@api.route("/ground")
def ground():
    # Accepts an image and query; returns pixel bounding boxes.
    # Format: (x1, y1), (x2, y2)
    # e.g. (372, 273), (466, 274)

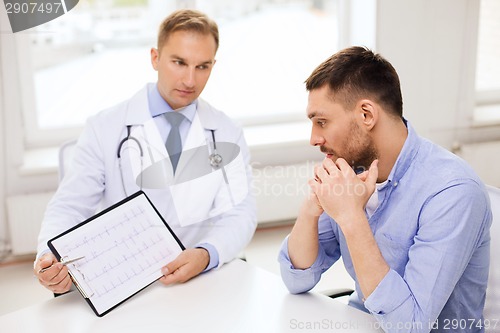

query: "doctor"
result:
(34, 9), (257, 294)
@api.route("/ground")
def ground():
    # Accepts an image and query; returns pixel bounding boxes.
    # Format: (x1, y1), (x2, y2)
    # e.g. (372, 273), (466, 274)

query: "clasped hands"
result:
(307, 157), (379, 226)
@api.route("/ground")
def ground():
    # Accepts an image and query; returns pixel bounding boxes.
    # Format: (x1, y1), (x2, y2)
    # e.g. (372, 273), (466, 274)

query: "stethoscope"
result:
(117, 125), (143, 159)
(117, 125), (224, 196)
(209, 129), (231, 203)
(208, 130), (223, 168)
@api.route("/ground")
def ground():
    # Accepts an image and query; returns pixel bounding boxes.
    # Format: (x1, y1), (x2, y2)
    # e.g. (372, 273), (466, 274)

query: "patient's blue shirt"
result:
(279, 121), (492, 333)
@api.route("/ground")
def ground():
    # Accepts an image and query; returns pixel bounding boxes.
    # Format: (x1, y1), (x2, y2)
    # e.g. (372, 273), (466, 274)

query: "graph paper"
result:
(48, 191), (184, 316)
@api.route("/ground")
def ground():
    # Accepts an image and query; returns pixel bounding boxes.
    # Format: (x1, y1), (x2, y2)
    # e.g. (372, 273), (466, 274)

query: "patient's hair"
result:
(157, 9), (219, 53)
(305, 46), (403, 118)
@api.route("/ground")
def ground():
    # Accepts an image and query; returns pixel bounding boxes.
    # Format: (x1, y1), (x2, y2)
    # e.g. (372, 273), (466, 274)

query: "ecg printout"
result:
(49, 192), (184, 316)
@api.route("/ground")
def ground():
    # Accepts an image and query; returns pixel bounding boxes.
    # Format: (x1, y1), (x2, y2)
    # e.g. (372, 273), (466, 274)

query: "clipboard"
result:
(47, 191), (185, 317)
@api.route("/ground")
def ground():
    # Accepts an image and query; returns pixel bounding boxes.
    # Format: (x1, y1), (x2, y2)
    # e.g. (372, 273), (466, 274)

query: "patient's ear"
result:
(358, 99), (378, 130)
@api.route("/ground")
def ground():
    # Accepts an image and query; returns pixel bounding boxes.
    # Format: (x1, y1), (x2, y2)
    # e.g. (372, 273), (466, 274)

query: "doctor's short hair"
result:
(305, 46), (403, 119)
(157, 9), (219, 53)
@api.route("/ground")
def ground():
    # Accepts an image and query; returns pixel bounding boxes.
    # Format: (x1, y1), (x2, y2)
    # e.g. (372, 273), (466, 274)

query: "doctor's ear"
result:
(150, 48), (159, 71)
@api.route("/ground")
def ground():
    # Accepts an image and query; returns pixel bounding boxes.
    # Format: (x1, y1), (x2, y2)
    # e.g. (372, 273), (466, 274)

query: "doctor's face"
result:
(151, 30), (216, 110)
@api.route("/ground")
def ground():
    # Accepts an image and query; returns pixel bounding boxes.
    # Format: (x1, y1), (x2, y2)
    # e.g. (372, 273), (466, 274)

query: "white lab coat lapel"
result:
(174, 99), (218, 182)
(174, 112), (207, 179)
(120, 87), (174, 192)
(169, 100), (225, 226)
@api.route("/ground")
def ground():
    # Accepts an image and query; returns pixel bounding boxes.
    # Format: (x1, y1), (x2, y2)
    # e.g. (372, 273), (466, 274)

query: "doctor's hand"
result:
(34, 253), (72, 294)
(159, 248), (210, 286)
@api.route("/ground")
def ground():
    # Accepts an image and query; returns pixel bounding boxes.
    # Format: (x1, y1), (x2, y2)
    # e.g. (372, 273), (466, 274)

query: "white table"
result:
(0, 260), (382, 332)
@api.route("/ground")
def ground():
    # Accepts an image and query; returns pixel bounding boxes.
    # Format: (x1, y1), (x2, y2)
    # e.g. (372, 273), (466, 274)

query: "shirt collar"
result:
(385, 119), (421, 186)
(148, 83), (197, 123)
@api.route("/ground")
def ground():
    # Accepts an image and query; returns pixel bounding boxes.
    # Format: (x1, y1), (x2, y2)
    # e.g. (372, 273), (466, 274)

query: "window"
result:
(474, 0), (500, 125)
(19, 0), (339, 147)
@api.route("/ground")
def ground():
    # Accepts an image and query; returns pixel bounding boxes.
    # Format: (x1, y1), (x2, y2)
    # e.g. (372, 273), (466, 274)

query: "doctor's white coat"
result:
(37, 84), (257, 268)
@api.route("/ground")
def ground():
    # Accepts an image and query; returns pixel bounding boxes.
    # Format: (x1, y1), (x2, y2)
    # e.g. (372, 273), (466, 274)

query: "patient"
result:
(279, 46), (492, 333)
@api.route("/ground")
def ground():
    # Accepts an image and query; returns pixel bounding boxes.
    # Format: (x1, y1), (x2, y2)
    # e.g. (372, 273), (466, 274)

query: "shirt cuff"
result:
(277, 236), (328, 294)
(364, 269), (411, 316)
(196, 243), (219, 272)
(278, 236), (328, 271)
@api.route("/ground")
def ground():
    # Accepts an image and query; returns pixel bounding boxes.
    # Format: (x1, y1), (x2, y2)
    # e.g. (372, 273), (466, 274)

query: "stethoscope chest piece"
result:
(209, 129), (223, 168)
(209, 153), (223, 168)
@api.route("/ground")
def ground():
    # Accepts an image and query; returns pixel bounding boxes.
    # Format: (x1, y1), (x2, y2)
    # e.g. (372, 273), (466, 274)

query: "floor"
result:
(0, 224), (354, 316)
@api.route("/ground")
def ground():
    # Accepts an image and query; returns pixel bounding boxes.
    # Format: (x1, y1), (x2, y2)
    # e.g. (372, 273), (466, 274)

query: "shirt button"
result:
(393, 181), (398, 187)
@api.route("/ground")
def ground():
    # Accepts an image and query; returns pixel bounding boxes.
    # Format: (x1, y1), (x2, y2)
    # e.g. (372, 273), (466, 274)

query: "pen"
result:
(38, 256), (86, 274)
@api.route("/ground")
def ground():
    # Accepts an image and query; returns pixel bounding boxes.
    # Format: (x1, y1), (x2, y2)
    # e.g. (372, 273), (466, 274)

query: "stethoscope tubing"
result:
(117, 125), (226, 196)
(117, 125), (144, 158)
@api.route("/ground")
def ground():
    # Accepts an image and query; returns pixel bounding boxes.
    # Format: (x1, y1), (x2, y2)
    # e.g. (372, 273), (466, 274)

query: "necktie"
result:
(164, 112), (185, 173)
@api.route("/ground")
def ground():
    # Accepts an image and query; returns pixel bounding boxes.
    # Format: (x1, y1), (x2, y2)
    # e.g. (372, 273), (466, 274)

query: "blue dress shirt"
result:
(148, 84), (219, 271)
(279, 121), (492, 333)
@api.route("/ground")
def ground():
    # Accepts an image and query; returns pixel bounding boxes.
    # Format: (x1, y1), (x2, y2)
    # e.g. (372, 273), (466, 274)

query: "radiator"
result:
(456, 141), (500, 188)
(252, 161), (315, 224)
(6, 192), (54, 255)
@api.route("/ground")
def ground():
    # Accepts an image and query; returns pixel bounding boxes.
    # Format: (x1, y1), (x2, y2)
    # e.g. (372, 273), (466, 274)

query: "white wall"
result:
(0, 17), (6, 248)
(0, 10), (14, 249)
(376, 0), (481, 149)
